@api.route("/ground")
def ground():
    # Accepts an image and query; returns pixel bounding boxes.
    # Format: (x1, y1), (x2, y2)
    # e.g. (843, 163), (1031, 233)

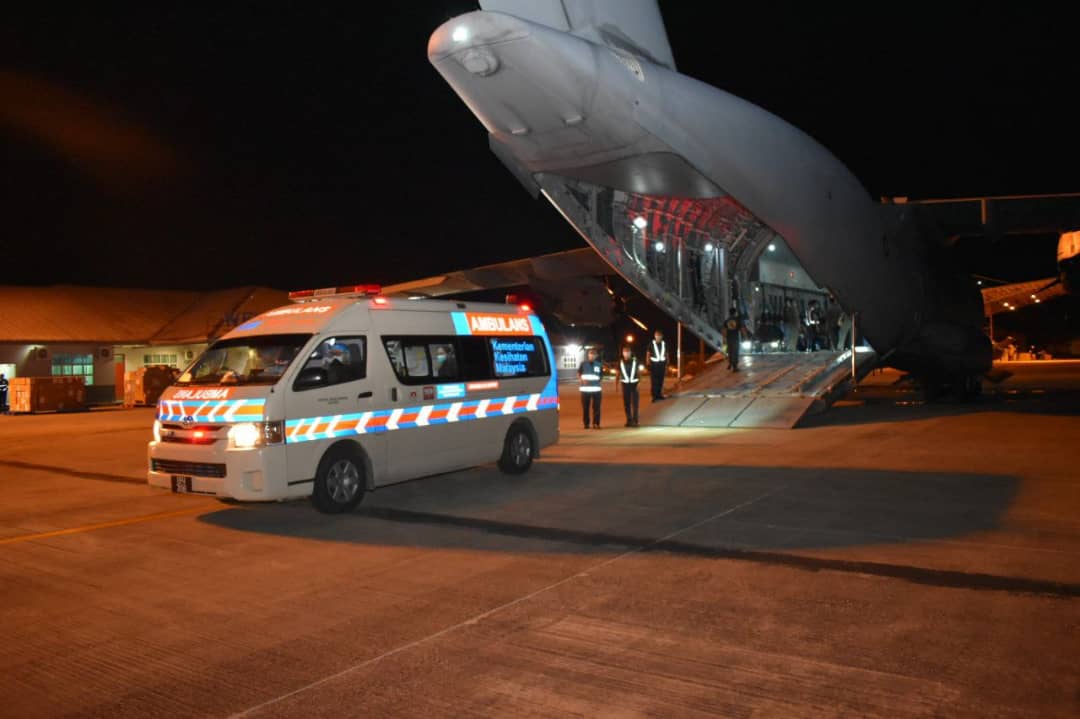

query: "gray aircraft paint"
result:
(429, 1), (990, 377)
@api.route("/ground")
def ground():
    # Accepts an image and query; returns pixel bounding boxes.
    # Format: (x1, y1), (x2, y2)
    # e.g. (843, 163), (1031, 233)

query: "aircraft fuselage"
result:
(430, 9), (990, 379)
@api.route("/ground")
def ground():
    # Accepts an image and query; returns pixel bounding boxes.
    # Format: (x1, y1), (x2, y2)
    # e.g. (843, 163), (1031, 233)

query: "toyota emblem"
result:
(182, 415), (195, 427)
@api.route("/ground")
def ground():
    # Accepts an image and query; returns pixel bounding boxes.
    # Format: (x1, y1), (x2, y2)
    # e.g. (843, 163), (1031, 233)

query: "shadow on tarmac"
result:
(200, 462), (1019, 557)
(191, 461), (1080, 598)
(800, 389), (1080, 428)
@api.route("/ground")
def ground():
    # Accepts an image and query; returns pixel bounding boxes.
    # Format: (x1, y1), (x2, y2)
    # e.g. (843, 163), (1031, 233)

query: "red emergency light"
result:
(519, 304), (532, 313)
(371, 296), (389, 306)
(288, 284), (382, 301)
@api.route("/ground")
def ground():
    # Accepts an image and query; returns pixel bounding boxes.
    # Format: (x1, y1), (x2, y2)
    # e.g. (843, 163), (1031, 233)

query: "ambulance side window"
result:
(382, 338), (432, 384)
(295, 336), (367, 389)
(429, 342), (459, 380)
(489, 336), (549, 378)
(458, 337), (494, 381)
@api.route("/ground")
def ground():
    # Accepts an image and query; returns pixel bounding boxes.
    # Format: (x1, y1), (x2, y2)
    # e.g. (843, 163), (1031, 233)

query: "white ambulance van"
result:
(147, 286), (559, 513)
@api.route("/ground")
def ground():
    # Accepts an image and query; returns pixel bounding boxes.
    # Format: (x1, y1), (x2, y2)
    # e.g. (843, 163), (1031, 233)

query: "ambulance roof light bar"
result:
(288, 284), (382, 302)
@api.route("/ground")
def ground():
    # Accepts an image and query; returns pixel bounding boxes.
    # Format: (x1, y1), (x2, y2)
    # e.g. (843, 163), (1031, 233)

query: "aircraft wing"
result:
(981, 278), (1066, 316)
(887, 193), (1080, 242)
(382, 247), (613, 297)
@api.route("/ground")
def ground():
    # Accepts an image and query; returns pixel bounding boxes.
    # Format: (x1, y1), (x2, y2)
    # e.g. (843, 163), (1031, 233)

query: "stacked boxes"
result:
(123, 365), (175, 407)
(9, 377), (87, 413)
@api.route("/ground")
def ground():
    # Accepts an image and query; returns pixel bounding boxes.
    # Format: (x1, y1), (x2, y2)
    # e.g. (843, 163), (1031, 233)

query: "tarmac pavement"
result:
(0, 363), (1078, 717)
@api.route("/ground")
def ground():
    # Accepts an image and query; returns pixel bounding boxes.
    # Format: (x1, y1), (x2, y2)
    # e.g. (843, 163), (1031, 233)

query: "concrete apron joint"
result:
(227, 486), (785, 718)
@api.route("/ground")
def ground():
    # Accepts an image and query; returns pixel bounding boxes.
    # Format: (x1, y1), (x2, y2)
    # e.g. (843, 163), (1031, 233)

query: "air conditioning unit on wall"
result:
(100, 347), (112, 359)
(35, 347), (49, 360)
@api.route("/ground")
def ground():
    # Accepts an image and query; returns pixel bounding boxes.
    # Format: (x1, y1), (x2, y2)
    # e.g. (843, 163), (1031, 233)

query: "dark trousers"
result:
(726, 334), (740, 369)
(622, 383), (639, 422)
(649, 362), (666, 399)
(581, 391), (601, 427)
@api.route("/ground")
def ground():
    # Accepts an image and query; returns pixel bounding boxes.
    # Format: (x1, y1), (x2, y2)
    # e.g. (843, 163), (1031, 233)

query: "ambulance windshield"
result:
(177, 334), (311, 386)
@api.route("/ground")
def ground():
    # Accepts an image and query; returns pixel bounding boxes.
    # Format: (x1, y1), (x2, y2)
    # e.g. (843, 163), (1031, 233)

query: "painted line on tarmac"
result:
(228, 487), (783, 718)
(0, 506), (210, 546)
(0, 460), (145, 484)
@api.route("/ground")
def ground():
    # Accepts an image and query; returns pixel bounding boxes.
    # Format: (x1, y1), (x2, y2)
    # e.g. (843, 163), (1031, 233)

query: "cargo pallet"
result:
(8, 376), (88, 414)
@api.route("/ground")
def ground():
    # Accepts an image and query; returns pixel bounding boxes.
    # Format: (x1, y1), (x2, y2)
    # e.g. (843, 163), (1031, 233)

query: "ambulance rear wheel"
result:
(312, 444), (366, 514)
(498, 424), (534, 475)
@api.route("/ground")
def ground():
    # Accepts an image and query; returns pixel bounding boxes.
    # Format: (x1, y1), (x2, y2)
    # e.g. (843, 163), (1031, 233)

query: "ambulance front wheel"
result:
(498, 423), (534, 475)
(312, 443), (366, 514)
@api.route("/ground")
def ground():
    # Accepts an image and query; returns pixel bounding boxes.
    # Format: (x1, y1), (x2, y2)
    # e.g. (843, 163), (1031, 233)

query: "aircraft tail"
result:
(479, 0), (676, 70)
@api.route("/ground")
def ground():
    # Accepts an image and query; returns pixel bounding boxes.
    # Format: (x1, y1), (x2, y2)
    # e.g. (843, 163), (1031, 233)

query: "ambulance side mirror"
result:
(294, 367), (329, 391)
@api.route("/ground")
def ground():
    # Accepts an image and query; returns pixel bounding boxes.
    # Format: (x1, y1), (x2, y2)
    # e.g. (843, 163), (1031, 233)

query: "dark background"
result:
(3, 2), (1076, 290)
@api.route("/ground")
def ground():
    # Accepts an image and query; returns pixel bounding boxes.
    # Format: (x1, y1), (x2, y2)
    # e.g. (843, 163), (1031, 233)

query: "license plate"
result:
(171, 476), (192, 493)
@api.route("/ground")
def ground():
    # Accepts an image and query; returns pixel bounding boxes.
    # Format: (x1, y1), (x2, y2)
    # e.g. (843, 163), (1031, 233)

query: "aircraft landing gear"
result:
(920, 374), (982, 403)
(954, 374), (983, 402)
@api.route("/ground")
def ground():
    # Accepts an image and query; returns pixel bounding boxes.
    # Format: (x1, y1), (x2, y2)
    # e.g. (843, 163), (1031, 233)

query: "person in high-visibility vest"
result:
(0, 373), (8, 413)
(578, 346), (603, 429)
(617, 345), (641, 427)
(723, 308), (748, 371)
(646, 329), (667, 401)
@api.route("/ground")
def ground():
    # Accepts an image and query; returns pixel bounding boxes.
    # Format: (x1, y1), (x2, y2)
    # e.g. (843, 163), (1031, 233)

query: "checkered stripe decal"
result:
(158, 399), (266, 423)
(283, 392), (556, 444)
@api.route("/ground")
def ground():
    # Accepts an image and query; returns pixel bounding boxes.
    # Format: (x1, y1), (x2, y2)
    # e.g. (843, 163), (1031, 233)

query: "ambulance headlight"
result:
(152, 420), (162, 443)
(228, 423), (261, 449)
(228, 421), (285, 449)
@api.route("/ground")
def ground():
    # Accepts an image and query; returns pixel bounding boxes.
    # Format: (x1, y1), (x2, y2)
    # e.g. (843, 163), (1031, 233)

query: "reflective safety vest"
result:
(650, 340), (667, 363)
(578, 360), (603, 393)
(619, 359), (640, 384)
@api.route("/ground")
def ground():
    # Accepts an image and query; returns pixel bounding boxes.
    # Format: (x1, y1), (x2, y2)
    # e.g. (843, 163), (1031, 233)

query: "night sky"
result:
(3, 3), (1076, 291)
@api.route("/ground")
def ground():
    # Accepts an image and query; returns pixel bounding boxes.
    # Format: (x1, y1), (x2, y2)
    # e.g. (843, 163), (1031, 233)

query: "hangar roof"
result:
(0, 285), (287, 344)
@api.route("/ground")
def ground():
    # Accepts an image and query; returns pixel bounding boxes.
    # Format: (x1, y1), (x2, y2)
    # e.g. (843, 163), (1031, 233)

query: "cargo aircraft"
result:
(428, 1), (1079, 398)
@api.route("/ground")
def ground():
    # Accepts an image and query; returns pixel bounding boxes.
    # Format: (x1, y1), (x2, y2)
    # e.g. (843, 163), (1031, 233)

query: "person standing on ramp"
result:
(724, 309), (748, 371)
(618, 345), (641, 427)
(647, 329), (668, 401)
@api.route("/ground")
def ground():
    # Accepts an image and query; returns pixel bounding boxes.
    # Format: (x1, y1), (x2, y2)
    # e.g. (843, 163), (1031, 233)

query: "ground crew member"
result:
(782, 297), (800, 352)
(724, 309), (748, 371)
(578, 347), (603, 429)
(806, 299), (823, 351)
(647, 329), (667, 401)
(618, 345), (640, 427)
(0, 373), (7, 413)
